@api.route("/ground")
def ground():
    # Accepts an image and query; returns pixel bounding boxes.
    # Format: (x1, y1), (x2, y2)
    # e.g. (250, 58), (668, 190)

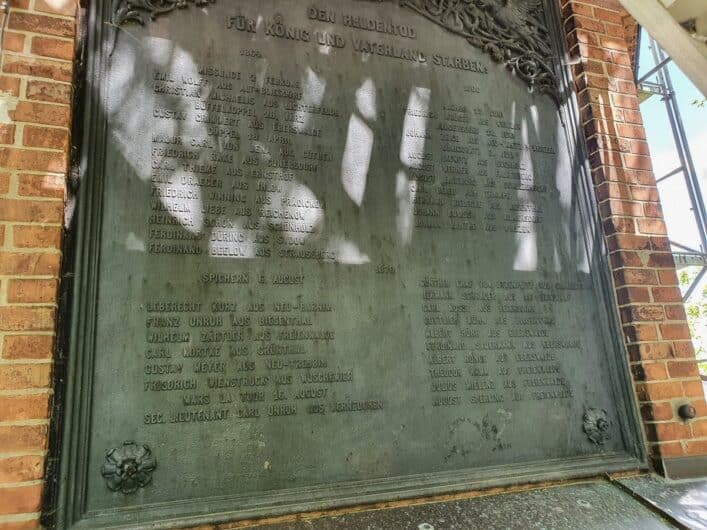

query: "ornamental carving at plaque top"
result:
(111, 0), (559, 102)
(101, 441), (157, 494)
(400, 0), (559, 102)
(583, 408), (612, 445)
(113, 0), (215, 27)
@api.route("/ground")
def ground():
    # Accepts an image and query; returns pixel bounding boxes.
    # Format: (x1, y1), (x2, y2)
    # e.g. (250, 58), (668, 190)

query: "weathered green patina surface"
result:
(58, 1), (644, 527)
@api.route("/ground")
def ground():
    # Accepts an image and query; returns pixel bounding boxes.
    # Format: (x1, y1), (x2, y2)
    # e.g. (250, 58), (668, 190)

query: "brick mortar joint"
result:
(0, 419), (51, 427)
(3, 29), (76, 43)
(1, 49), (75, 65)
(6, 7), (77, 22)
(0, 514), (42, 524)
(0, 389), (53, 395)
(0, 72), (73, 87)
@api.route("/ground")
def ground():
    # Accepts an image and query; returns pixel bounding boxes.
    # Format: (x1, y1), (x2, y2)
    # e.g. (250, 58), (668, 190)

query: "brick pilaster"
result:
(560, 0), (707, 469)
(0, 0), (76, 528)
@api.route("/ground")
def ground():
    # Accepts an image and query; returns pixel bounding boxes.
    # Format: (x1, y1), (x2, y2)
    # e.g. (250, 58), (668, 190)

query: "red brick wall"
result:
(0, 0), (76, 528)
(561, 0), (707, 467)
(0, 0), (705, 525)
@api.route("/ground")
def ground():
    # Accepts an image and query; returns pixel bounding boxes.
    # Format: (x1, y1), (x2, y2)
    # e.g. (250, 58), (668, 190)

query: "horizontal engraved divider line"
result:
(80, 454), (644, 528)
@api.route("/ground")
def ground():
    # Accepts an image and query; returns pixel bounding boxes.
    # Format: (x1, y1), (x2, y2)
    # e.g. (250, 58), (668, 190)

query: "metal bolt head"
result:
(678, 404), (696, 420)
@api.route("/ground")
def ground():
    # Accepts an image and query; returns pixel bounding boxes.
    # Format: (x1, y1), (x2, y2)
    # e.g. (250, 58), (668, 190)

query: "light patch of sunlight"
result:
(529, 104), (539, 134)
(576, 248), (590, 273)
(514, 116), (537, 271)
(146, 36), (175, 64)
(153, 168), (203, 233)
(676, 488), (707, 527)
(108, 42), (147, 175)
(125, 232), (145, 252)
(400, 87), (430, 168)
(111, 38), (208, 193)
(513, 232), (538, 271)
(356, 78), (377, 121)
(293, 67), (326, 131)
(395, 170), (414, 244)
(109, 38), (208, 235)
(334, 238), (370, 265)
(509, 101), (516, 129)
(553, 246), (562, 273)
(553, 121), (572, 210)
(519, 118), (533, 173)
(340, 114), (372, 206)
(254, 56), (269, 88)
(282, 181), (325, 230)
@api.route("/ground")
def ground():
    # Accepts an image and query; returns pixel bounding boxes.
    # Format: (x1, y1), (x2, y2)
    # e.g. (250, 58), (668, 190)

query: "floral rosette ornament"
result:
(582, 408), (611, 445)
(101, 441), (157, 494)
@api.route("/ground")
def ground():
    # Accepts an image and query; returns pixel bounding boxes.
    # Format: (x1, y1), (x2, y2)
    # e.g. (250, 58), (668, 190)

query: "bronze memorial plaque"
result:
(58, 0), (644, 528)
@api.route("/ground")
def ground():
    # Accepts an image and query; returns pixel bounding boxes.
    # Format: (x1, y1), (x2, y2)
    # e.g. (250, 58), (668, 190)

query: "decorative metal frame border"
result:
(55, 1), (647, 528)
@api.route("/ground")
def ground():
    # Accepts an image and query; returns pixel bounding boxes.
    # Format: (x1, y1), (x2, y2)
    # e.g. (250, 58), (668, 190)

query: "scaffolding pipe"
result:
(649, 37), (707, 256)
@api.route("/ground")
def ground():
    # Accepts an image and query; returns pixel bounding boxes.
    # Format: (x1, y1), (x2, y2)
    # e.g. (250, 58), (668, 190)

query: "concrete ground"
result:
(252, 475), (707, 529)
